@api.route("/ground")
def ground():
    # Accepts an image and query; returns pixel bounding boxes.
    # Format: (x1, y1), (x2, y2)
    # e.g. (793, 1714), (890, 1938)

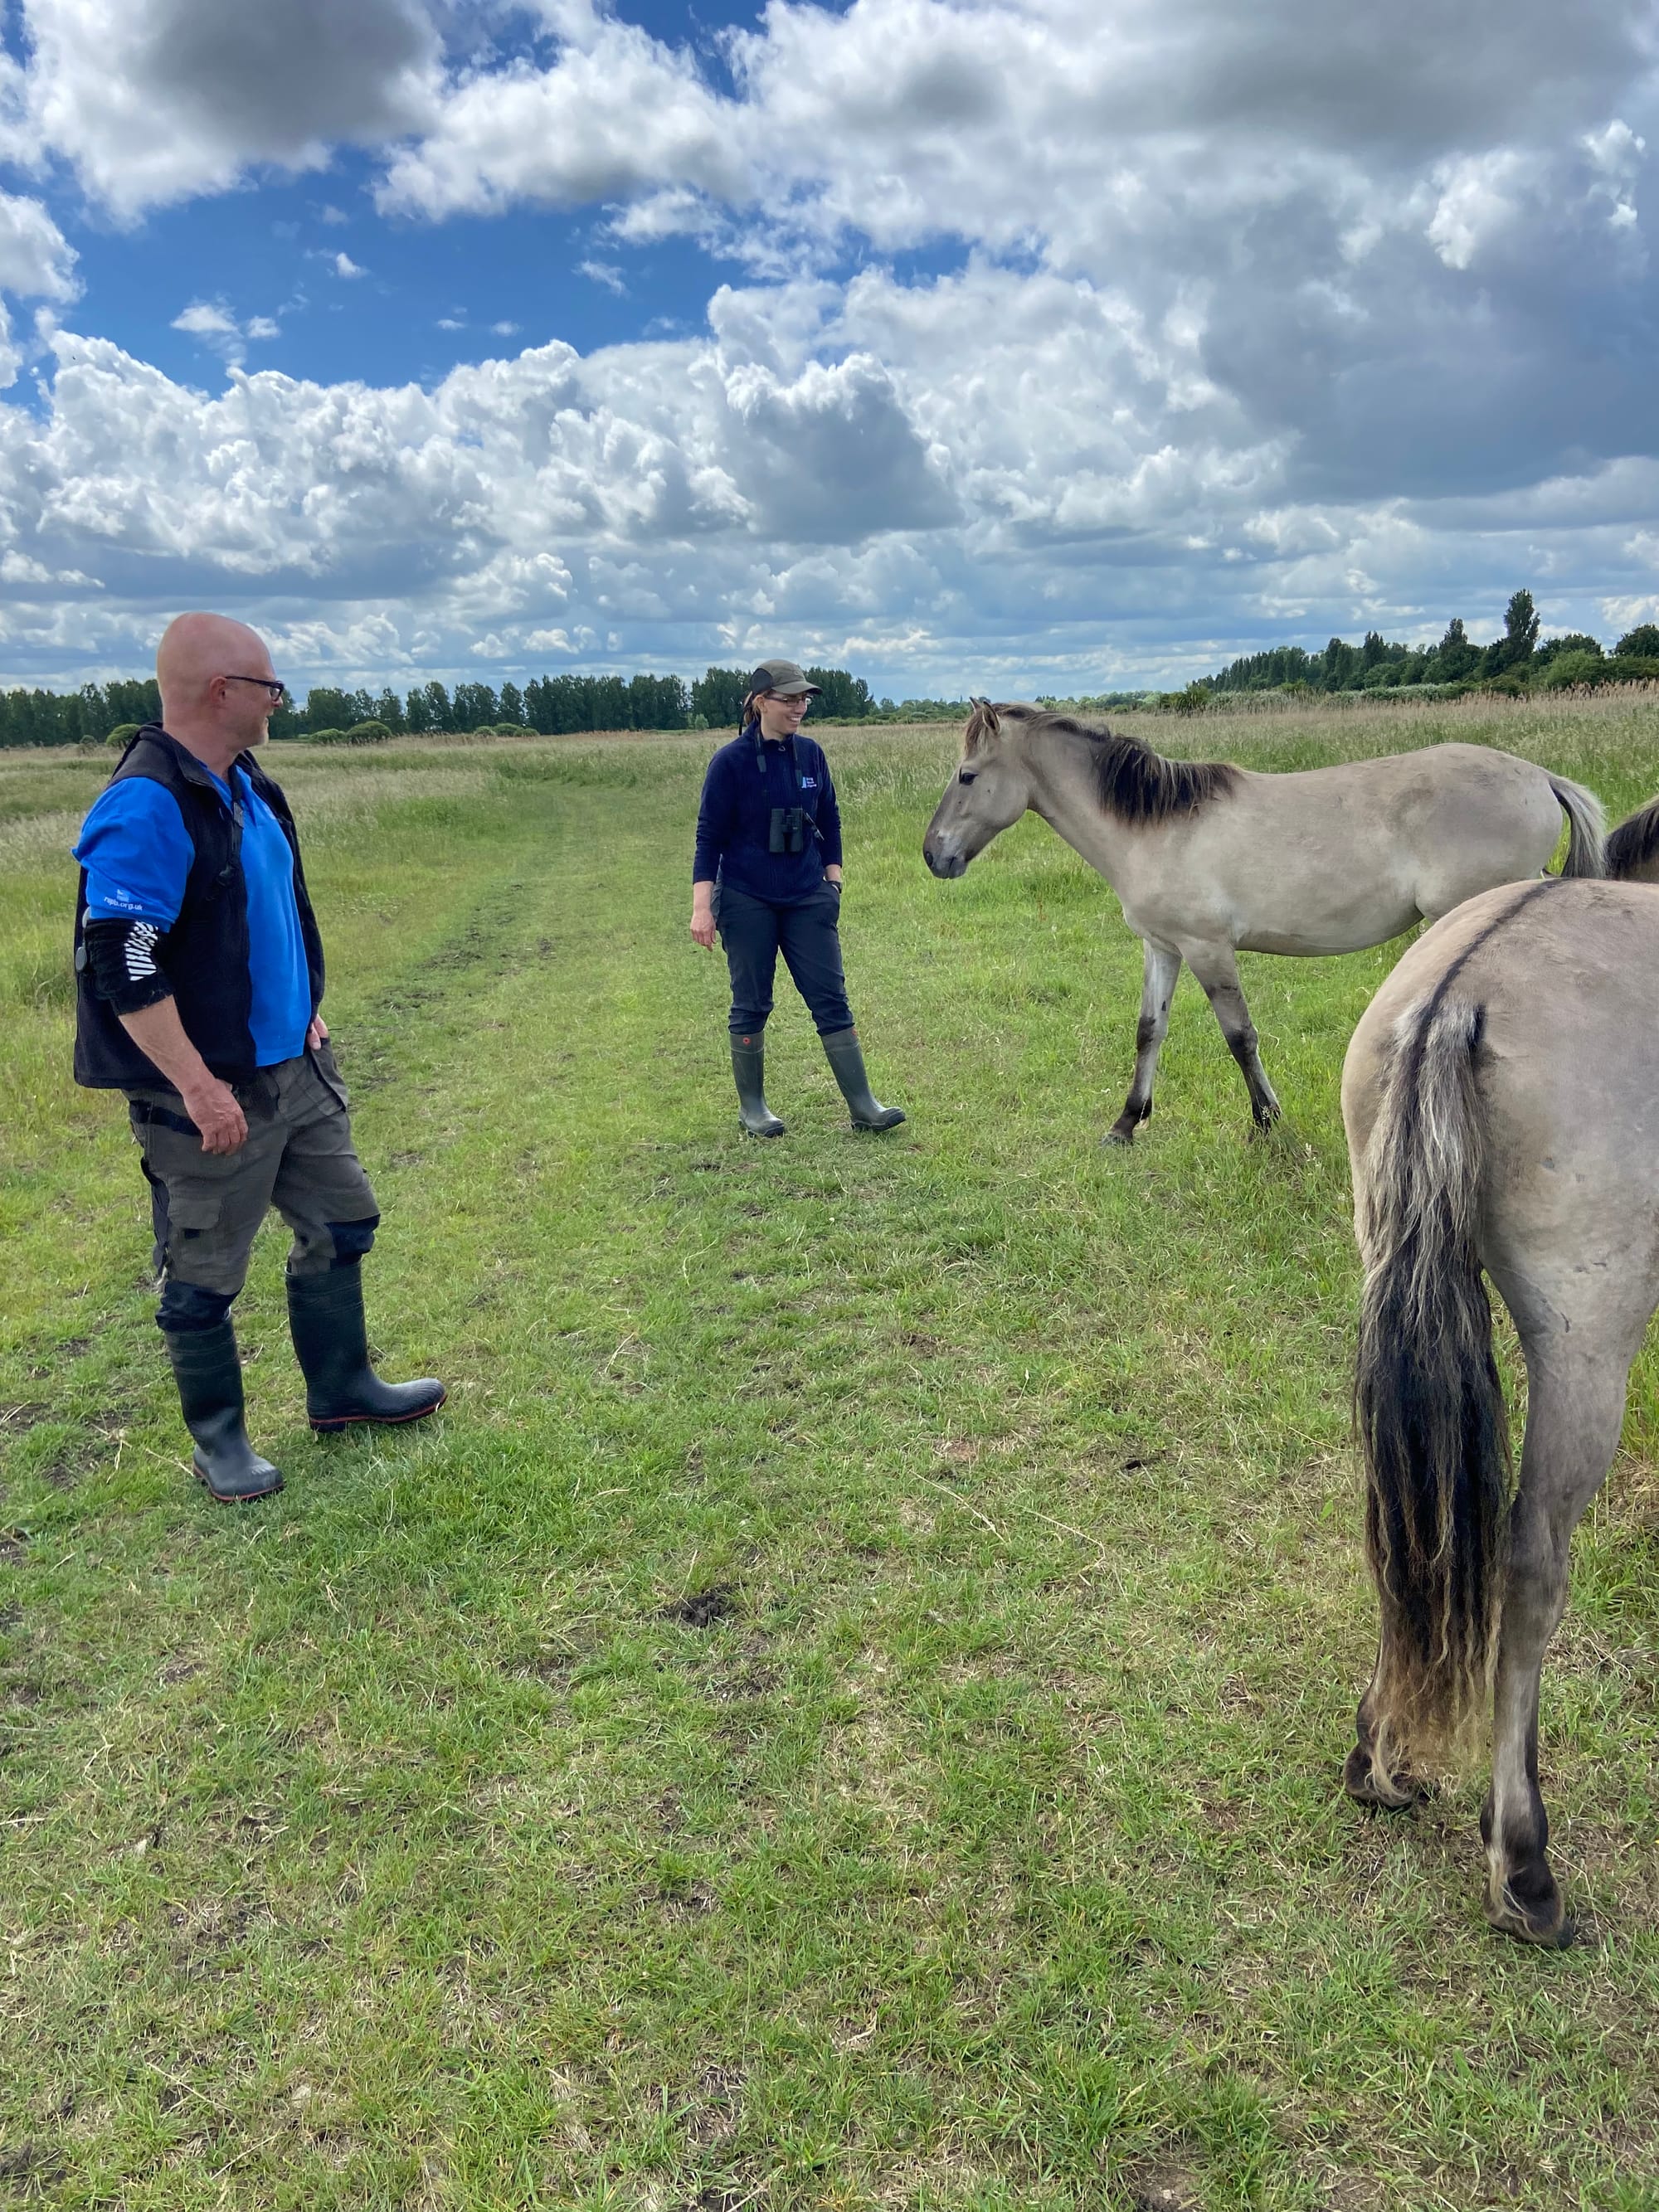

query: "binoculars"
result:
(768, 805), (810, 855)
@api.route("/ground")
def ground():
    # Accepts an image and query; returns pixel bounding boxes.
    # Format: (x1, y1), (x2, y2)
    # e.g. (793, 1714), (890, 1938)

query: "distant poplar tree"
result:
(1502, 590), (1540, 664)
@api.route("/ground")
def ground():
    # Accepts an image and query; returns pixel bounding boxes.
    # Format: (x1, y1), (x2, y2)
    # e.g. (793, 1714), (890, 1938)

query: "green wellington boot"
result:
(821, 1028), (906, 1130)
(286, 1267), (447, 1433)
(163, 1320), (284, 1503)
(731, 1035), (786, 1137)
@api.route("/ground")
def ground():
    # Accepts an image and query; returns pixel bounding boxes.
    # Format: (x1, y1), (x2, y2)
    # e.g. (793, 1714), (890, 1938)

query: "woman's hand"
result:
(690, 883), (717, 948)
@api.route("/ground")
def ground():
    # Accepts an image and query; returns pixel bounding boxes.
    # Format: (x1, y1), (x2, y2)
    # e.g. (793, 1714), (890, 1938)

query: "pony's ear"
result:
(964, 697), (1000, 753)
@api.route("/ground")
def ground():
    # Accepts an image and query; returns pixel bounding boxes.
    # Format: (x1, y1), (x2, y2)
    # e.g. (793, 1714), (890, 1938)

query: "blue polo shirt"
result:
(73, 766), (311, 1067)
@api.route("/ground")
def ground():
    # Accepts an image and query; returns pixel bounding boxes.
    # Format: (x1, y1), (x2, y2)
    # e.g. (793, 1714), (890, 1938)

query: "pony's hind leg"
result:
(1184, 942), (1282, 1131)
(1106, 941), (1181, 1145)
(1482, 1341), (1630, 1947)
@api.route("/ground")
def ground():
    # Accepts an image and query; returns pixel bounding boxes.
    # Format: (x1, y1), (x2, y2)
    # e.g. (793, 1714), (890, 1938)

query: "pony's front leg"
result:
(1106, 941), (1181, 1144)
(1184, 943), (1281, 1131)
(1481, 1347), (1627, 1947)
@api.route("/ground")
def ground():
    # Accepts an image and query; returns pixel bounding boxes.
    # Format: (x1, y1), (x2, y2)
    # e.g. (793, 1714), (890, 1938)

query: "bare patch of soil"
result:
(1121, 2158), (1203, 2212)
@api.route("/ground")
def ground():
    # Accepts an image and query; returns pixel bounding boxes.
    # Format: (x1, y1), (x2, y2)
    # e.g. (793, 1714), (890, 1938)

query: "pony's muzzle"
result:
(924, 841), (967, 878)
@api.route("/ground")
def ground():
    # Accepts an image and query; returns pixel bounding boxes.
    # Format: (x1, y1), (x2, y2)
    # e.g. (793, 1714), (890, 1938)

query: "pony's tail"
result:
(1354, 993), (1511, 1780)
(1606, 794), (1659, 882)
(1547, 774), (1605, 878)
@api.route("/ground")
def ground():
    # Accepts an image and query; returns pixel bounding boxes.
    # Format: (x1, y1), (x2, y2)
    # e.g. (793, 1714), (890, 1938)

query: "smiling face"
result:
(755, 688), (812, 740)
(922, 702), (1033, 878)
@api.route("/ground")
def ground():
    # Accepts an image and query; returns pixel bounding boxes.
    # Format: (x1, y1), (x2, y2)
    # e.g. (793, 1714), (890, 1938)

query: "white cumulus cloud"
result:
(2, 0), (1658, 690)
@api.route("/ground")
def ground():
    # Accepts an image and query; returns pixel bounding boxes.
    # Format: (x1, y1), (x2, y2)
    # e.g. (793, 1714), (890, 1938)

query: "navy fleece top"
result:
(693, 727), (843, 904)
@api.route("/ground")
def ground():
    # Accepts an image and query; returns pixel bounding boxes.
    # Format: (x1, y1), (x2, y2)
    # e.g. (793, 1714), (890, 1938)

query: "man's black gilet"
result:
(73, 726), (325, 1091)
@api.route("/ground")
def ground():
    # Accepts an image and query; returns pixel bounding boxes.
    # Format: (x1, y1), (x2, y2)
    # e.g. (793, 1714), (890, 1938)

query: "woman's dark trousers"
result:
(717, 880), (854, 1038)
(716, 882), (903, 1132)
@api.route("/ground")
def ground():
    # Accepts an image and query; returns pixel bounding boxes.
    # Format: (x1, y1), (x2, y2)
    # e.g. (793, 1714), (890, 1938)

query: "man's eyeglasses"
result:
(222, 674), (288, 701)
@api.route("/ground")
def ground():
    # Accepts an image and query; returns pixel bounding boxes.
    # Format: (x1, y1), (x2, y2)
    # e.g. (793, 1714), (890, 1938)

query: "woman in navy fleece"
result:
(690, 659), (904, 1138)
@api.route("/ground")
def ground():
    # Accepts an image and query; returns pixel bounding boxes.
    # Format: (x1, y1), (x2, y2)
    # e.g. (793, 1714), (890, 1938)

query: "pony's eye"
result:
(958, 770), (977, 785)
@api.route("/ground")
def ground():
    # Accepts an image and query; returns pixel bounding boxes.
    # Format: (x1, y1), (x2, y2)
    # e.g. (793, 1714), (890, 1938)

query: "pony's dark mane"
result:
(1606, 794), (1659, 878)
(994, 703), (1238, 825)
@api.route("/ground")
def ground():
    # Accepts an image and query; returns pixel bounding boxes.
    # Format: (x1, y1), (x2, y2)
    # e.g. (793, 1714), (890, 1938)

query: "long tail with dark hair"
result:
(1547, 773), (1605, 878)
(1354, 992), (1512, 1779)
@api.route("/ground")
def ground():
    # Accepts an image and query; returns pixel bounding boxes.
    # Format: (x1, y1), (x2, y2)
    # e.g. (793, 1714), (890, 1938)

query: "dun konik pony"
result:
(1606, 793), (1659, 882)
(922, 703), (1605, 1140)
(1343, 879), (1659, 1944)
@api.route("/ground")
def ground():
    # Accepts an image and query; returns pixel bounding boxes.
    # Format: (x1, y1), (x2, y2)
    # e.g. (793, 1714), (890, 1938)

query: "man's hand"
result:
(181, 1076), (248, 1156)
(306, 1013), (329, 1049)
(690, 882), (718, 949)
(118, 995), (248, 1153)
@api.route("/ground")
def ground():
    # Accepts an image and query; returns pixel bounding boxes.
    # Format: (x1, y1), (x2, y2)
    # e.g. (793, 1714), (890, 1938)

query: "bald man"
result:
(72, 615), (444, 1503)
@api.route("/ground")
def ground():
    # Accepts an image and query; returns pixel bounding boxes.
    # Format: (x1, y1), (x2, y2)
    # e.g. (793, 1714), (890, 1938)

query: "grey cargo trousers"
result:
(126, 1042), (379, 1300)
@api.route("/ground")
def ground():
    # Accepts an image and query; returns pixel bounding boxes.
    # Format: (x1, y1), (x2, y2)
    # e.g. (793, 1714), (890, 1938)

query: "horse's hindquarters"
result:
(1344, 878), (1659, 1942)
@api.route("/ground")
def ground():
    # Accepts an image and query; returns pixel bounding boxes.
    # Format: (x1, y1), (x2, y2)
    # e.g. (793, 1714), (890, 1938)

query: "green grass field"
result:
(3, 693), (1658, 2212)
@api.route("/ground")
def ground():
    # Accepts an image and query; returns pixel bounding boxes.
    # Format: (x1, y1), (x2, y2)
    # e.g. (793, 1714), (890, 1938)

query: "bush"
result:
(308, 721), (392, 746)
(105, 722), (143, 748)
(1535, 632), (1603, 668)
(1614, 624), (1659, 659)
(1172, 682), (1210, 716)
(1540, 650), (1606, 691)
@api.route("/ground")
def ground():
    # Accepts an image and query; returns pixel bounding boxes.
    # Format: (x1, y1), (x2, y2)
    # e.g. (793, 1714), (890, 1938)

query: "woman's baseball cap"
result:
(747, 659), (821, 698)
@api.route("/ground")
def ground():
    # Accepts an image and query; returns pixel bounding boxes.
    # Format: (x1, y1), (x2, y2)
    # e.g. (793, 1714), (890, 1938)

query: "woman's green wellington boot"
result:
(731, 1035), (786, 1137)
(822, 1028), (906, 1130)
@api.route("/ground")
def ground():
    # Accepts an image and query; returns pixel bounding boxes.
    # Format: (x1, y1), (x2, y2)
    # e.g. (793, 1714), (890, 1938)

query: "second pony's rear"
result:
(1341, 878), (1659, 1946)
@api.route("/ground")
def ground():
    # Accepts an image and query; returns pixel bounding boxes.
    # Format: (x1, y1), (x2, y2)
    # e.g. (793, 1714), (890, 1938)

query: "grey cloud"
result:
(726, 355), (962, 542)
(135, 0), (437, 149)
(1080, 0), (1653, 154)
(11, 0), (440, 212)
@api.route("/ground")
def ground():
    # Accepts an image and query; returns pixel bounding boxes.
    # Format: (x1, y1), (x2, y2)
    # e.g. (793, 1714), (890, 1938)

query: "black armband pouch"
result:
(81, 917), (175, 1016)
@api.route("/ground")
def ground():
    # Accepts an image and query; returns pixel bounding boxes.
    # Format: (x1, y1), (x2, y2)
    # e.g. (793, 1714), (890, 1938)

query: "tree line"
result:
(6, 597), (1656, 748)
(0, 664), (881, 749)
(1197, 595), (1659, 700)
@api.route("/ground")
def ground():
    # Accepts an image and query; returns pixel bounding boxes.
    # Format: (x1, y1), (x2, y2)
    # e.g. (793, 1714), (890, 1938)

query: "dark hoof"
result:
(1104, 1121), (1137, 1147)
(1343, 1742), (1423, 1809)
(1487, 1892), (1575, 1948)
(1486, 1859), (1572, 1947)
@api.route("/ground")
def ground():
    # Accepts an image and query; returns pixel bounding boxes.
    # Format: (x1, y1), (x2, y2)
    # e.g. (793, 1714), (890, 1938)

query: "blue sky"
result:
(2, 0), (1657, 702)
